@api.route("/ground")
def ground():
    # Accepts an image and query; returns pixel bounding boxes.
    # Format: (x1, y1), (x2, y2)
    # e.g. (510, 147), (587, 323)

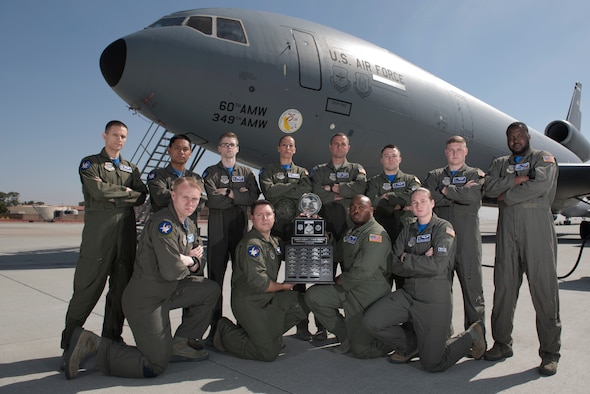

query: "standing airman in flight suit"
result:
(310, 133), (366, 340)
(366, 144), (420, 289)
(483, 122), (561, 376)
(423, 136), (485, 332)
(259, 135), (315, 340)
(202, 132), (260, 341)
(213, 200), (309, 361)
(363, 188), (486, 372)
(61, 120), (147, 355)
(65, 178), (220, 379)
(147, 134), (204, 215)
(259, 135), (312, 241)
(305, 195), (393, 358)
(311, 133), (366, 258)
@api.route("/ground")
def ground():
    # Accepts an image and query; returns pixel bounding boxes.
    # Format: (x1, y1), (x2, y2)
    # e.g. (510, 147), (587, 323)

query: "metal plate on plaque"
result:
(284, 244), (334, 284)
(291, 236), (328, 245)
(294, 218), (325, 237)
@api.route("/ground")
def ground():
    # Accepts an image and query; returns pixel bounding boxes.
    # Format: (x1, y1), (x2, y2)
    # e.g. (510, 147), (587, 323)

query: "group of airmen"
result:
(61, 119), (561, 380)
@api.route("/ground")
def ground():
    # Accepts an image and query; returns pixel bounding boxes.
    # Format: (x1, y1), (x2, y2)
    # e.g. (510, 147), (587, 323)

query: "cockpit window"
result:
(186, 16), (212, 35)
(148, 17), (186, 28)
(148, 14), (248, 45)
(216, 18), (247, 44)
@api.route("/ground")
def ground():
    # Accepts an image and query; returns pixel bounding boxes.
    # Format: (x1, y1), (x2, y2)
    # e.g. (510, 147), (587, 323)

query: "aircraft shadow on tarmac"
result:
(0, 248), (78, 270)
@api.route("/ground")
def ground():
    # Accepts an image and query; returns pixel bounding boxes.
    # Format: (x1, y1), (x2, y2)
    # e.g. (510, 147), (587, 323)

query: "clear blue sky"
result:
(1, 0), (589, 205)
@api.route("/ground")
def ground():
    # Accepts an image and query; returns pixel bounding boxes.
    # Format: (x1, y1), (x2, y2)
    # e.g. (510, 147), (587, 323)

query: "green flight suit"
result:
(364, 214), (474, 372)
(95, 204), (220, 377)
(259, 162), (312, 241)
(305, 217), (393, 358)
(310, 160), (367, 261)
(147, 164), (204, 215)
(61, 148), (147, 350)
(366, 170), (420, 244)
(218, 228), (308, 361)
(423, 164), (485, 329)
(203, 162), (260, 323)
(366, 170), (420, 289)
(484, 148), (561, 360)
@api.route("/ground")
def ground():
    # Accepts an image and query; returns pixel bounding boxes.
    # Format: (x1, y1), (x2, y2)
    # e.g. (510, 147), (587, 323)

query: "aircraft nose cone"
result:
(100, 39), (126, 87)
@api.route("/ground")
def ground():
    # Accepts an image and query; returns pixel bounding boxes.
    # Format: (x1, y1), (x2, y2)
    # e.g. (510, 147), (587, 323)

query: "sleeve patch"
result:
(543, 155), (556, 163)
(369, 234), (382, 243)
(80, 160), (92, 170)
(158, 220), (173, 235)
(446, 226), (456, 237)
(248, 245), (261, 257)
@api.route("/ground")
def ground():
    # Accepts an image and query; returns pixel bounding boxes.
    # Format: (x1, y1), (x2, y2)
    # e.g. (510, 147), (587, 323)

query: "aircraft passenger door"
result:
(451, 92), (474, 138)
(292, 30), (322, 90)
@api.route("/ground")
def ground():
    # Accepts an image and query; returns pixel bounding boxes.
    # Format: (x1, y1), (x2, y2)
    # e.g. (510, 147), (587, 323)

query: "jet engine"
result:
(545, 120), (590, 162)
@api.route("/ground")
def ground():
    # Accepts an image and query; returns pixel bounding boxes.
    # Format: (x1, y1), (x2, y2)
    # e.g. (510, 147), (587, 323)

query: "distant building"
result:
(5, 205), (84, 222)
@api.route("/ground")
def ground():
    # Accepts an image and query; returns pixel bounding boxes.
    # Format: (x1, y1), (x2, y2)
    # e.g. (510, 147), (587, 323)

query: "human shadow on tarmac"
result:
(0, 339), (546, 394)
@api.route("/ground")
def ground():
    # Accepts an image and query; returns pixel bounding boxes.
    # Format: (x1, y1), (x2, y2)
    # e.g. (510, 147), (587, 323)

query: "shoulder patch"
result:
(247, 245), (261, 258)
(202, 169), (209, 178)
(358, 165), (366, 175)
(543, 155), (555, 163)
(477, 169), (486, 178)
(158, 220), (173, 235)
(259, 167), (266, 175)
(147, 169), (157, 180)
(369, 234), (382, 243)
(446, 226), (456, 237)
(80, 160), (92, 170)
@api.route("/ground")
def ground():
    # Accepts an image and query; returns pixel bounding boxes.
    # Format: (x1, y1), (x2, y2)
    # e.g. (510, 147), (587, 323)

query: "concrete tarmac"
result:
(1, 216), (589, 393)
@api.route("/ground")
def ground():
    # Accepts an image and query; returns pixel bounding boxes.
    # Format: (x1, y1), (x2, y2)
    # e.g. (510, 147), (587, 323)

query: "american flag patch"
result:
(369, 234), (382, 243)
(446, 227), (456, 237)
(543, 155), (555, 163)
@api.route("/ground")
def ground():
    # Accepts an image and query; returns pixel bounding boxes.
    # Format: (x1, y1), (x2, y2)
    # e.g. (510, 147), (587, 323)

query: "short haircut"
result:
(172, 176), (202, 193)
(278, 135), (295, 146)
(330, 132), (349, 144)
(169, 134), (192, 147)
(218, 132), (239, 145)
(411, 187), (433, 200)
(446, 135), (466, 146)
(250, 199), (275, 214)
(105, 120), (127, 133)
(381, 144), (401, 156)
(506, 121), (529, 135)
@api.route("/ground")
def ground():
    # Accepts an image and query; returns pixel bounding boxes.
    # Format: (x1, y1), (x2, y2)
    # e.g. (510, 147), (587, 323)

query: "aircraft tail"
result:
(545, 82), (589, 162)
(566, 81), (582, 131)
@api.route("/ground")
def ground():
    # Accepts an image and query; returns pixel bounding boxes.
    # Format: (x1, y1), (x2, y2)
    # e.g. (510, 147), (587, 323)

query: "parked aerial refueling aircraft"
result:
(99, 8), (590, 220)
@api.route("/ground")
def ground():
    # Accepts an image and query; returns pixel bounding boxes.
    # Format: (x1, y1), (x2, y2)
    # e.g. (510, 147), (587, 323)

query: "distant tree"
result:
(0, 192), (20, 213)
(22, 200), (46, 205)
